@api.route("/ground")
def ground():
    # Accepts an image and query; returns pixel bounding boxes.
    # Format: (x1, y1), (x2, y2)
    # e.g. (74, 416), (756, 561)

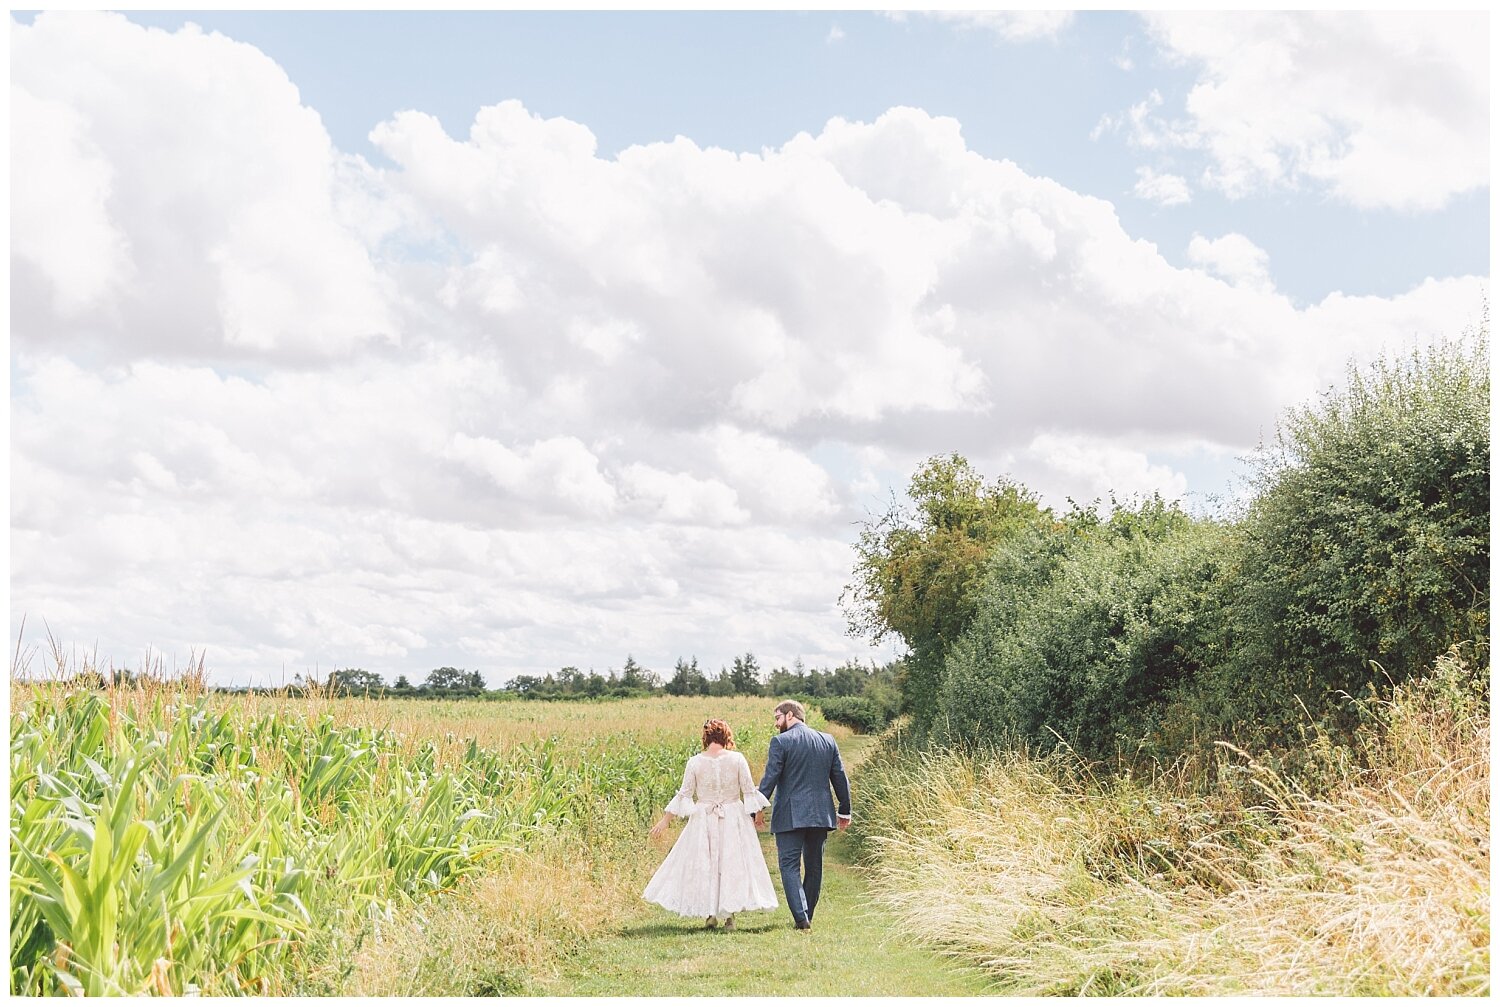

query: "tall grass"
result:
(321, 798), (660, 995)
(850, 653), (1489, 995)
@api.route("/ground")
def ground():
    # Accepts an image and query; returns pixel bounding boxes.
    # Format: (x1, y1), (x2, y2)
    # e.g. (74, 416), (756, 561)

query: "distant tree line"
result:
(196, 666), (491, 699)
(499, 653), (904, 731)
(187, 654), (906, 733)
(334, 666), (486, 697)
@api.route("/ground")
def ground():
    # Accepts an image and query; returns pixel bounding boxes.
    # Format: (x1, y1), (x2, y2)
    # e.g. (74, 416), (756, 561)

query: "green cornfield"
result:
(9, 685), (801, 995)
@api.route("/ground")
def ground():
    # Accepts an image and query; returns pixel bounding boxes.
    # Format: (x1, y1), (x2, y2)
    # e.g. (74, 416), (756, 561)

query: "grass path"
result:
(529, 737), (994, 997)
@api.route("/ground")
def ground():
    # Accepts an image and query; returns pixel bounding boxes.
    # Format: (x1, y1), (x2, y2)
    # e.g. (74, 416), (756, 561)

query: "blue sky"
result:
(10, 10), (1490, 685)
(111, 9), (1486, 306)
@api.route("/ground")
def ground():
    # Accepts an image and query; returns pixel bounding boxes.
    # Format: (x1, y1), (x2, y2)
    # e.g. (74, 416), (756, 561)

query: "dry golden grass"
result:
(323, 802), (657, 996)
(202, 692), (846, 774)
(232, 692), (817, 743)
(853, 657), (1490, 996)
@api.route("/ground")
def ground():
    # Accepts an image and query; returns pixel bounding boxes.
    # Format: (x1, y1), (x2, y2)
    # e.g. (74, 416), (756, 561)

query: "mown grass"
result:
(8, 673), (847, 995)
(849, 653), (1490, 995)
(532, 736), (996, 997)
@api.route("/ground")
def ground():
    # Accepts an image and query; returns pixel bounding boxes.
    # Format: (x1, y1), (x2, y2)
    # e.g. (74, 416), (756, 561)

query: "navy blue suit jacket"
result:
(757, 721), (852, 832)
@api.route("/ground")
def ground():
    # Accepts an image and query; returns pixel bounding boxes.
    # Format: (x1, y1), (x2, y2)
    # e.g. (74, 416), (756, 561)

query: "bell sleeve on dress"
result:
(738, 753), (771, 813)
(664, 757), (697, 817)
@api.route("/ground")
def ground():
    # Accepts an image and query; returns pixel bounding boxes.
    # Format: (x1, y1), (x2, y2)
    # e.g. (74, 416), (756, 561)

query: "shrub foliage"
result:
(1225, 337), (1490, 728)
(856, 326), (1489, 759)
(842, 453), (1052, 732)
(941, 499), (1233, 755)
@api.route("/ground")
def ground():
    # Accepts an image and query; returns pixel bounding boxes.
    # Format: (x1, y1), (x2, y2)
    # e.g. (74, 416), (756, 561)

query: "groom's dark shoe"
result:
(794, 919), (811, 931)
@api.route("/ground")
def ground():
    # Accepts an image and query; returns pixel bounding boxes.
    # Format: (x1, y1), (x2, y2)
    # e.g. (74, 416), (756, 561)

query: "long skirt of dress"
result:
(643, 800), (778, 918)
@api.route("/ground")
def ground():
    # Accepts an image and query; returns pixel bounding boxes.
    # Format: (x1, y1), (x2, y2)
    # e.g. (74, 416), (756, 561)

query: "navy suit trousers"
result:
(774, 827), (829, 925)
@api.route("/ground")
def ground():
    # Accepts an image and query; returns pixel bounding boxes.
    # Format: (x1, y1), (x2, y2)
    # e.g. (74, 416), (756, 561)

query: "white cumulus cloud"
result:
(1187, 232), (1273, 292)
(926, 11), (1076, 42)
(1135, 11), (1488, 211)
(12, 86), (131, 315)
(1133, 166), (1193, 206)
(11, 11), (396, 360)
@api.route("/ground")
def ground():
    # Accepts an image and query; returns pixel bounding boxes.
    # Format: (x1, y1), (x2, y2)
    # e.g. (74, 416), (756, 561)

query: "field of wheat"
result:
(8, 682), (831, 995)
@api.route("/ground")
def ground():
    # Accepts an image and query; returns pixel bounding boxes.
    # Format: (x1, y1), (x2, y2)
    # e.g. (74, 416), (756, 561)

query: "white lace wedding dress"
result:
(643, 750), (777, 919)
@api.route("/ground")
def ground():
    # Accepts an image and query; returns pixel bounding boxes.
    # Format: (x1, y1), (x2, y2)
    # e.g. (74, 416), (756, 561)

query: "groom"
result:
(753, 700), (852, 931)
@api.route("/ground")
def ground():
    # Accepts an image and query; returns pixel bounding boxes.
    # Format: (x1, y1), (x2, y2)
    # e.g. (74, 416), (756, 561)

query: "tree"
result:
(828, 662), (866, 697)
(765, 661), (807, 697)
(666, 657), (708, 696)
(842, 453), (1053, 732)
(727, 653), (761, 695)
(393, 674), (412, 690)
(330, 668), (385, 693)
(423, 666), (468, 691)
(505, 674), (543, 696)
(708, 666), (735, 697)
(620, 655), (657, 692)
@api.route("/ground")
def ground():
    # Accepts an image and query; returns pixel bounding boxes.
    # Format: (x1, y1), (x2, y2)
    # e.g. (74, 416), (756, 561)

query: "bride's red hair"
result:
(701, 718), (735, 749)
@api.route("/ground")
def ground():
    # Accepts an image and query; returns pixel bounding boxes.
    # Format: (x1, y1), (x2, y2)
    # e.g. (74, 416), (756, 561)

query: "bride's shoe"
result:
(723, 915), (735, 931)
(704, 916), (718, 929)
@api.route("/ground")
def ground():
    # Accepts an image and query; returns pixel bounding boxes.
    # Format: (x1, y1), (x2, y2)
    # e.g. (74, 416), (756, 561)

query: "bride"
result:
(644, 718), (777, 929)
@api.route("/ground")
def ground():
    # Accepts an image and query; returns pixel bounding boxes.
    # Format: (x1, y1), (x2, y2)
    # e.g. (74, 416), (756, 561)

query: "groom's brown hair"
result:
(774, 700), (805, 721)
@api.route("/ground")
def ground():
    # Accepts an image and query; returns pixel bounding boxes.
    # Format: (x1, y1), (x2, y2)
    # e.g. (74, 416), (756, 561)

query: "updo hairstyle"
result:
(701, 718), (735, 749)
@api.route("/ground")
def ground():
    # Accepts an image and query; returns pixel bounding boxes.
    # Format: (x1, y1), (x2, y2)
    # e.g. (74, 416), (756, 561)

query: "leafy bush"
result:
(939, 497), (1232, 758)
(843, 454), (1054, 734)
(888, 328), (1488, 763)
(1201, 335), (1490, 744)
(818, 695), (898, 734)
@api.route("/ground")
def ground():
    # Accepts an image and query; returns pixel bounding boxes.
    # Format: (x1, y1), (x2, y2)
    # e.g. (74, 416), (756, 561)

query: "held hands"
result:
(752, 811), (766, 831)
(836, 816), (851, 831)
